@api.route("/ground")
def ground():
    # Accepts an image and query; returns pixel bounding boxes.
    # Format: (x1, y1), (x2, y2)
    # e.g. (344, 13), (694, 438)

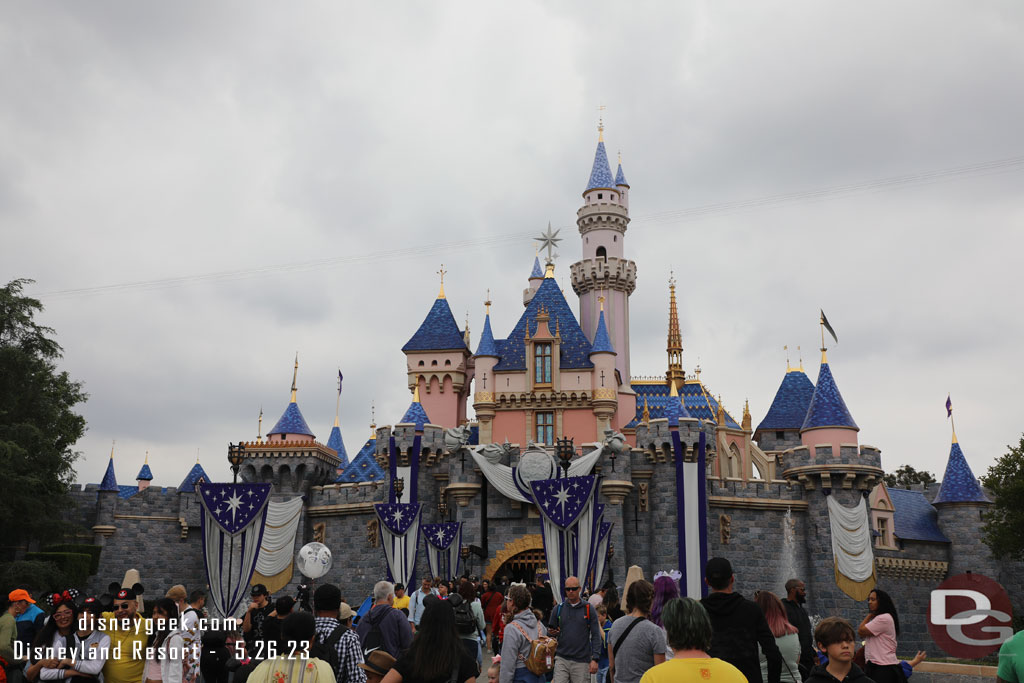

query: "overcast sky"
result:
(3, 1), (1023, 488)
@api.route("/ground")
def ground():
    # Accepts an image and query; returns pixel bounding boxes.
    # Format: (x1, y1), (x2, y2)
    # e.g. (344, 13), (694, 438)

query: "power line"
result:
(38, 153), (1024, 300)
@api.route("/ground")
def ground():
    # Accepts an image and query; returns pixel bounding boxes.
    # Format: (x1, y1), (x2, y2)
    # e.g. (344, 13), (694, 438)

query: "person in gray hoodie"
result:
(499, 585), (546, 683)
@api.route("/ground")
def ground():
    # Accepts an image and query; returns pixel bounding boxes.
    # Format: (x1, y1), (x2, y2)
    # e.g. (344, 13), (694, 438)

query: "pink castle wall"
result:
(492, 412), (527, 445)
(801, 427), (859, 456)
(562, 409), (599, 443)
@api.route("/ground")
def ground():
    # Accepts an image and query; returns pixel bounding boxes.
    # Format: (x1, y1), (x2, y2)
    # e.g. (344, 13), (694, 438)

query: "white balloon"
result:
(295, 542), (333, 579)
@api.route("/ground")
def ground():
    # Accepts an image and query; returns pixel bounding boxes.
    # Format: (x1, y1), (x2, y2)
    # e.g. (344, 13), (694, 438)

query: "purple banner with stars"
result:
(198, 483), (272, 535)
(422, 522), (461, 550)
(375, 502), (422, 536)
(529, 475), (597, 529)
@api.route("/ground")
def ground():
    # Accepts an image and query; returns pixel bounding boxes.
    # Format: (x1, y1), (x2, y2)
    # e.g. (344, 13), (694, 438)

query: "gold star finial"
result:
(437, 264), (447, 299)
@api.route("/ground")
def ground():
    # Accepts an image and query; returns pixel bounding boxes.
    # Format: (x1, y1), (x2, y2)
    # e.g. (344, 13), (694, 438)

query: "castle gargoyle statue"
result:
(478, 440), (511, 465)
(444, 425), (472, 454)
(602, 429), (628, 456)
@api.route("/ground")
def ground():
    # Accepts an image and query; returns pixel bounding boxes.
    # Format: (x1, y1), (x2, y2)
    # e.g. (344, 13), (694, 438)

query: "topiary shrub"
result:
(0, 560), (67, 594)
(42, 544), (101, 575)
(23, 552), (92, 588)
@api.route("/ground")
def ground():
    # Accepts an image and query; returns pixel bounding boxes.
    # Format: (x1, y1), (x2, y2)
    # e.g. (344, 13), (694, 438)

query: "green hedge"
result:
(0, 560), (68, 594)
(42, 544), (101, 575)
(23, 552), (92, 588)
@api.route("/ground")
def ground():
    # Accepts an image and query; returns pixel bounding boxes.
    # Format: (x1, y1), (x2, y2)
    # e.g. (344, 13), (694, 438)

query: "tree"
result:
(883, 464), (937, 489)
(0, 279), (87, 554)
(982, 435), (1024, 560)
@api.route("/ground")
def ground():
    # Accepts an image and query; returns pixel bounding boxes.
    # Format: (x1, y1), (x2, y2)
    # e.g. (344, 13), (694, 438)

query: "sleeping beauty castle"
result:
(71, 124), (1021, 652)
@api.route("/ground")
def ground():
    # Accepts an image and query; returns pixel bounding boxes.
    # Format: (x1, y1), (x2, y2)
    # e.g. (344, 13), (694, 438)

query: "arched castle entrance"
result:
(484, 534), (547, 583)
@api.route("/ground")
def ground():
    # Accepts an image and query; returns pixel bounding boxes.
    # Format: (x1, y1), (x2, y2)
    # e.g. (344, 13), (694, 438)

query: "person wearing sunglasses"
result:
(100, 589), (150, 683)
(546, 578), (602, 683)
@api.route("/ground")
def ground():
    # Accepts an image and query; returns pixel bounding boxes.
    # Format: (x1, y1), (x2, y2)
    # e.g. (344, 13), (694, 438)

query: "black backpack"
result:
(361, 608), (386, 657)
(312, 623), (349, 683)
(450, 595), (477, 636)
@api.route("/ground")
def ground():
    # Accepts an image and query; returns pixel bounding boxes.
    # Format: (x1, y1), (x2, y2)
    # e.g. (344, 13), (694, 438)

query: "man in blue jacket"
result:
(547, 576), (602, 683)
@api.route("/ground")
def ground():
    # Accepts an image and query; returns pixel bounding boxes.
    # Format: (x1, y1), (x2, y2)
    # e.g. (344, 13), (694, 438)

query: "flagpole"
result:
(949, 394), (957, 442)
(820, 315), (826, 352)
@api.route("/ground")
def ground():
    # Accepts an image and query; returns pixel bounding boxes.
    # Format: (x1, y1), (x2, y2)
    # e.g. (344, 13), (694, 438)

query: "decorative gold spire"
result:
(716, 395), (726, 426)
(257, 405), (263, 443)
(742, 399), (751, 431)
(485, 289), (491, 315)
(370, 402), (377, 438)
(666, 272), (685, 390)
(641, 397), (650, 424)
(437, 264), (447, 299)
(598, 295), (605, 311)
(821, 348), (828, 364)
(785, 345), (791, 372)
(144, 450), (149, 464)
(413, 383), (421, 403)
(290, 353), (299, 403)
(110, 440), (116, 459)
(669, 380), (679, 397)
(597, 104), (606, 142)
(544, 262), (555, 278)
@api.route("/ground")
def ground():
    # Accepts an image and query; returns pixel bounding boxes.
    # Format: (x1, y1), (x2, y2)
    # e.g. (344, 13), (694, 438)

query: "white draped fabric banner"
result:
(375, 502), (422, 587)
(197, 483), (272, 620)
(826, 495), (874, 581)
(422, 522), (462, 581)
(254, 497), (304, 578)
(590, 519), (613, 593)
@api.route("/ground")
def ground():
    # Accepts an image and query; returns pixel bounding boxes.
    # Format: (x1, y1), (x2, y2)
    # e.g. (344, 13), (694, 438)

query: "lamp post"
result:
(227, 442), (246, 484)
(555, 437), (575, 479)
(460, 545), (471, 578)
(437, 497), (448, 522)
(392, 477), (405, 502)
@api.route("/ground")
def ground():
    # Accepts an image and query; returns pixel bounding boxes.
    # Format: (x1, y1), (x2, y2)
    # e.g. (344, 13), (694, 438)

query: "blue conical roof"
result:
(530, 257), (544, 280)
(589, 310), (616, 355)
(336, 438), (385, 483)
(268, 402), (315, 438)
(475, 313), (499, 357)
(400, 400), (431, 430)
(615, 163), (629, 187)
(756, 370), (816, 433)
(136, 463), (153, 481)
(933, 440), (990, 504)
(493, 278), (595, 371)
(402, 297), (469, 352)
(664, 392), (692, 426)
(99, 457), (118, 492)
(585, 141), (616, 192)
(801, 360), (858, 431)
(178, 462), (210, 492)
(326, 425), (349, 467)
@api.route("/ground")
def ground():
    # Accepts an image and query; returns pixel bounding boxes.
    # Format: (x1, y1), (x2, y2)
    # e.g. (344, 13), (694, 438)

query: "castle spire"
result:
(666, 272), (685, 390)
(290, 352), (299, 403)
(437, 264), (447, 300)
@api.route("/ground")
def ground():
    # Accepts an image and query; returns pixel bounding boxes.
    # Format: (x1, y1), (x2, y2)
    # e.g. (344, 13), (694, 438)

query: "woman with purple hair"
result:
(650, 573), (680, 659)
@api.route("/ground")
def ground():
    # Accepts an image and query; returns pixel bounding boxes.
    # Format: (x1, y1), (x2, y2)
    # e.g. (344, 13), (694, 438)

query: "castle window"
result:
(431, 360), (438, 366)
(534, 343), (552, 384)
(876, 517), (890, 547)
(535, 412), (554, 445)
(445, 359), (451, 366)
(596, 246), (607, 261)
(598, 193), (603, 199)
(418, 361), (425, 367)
(776, 431), (784, 440)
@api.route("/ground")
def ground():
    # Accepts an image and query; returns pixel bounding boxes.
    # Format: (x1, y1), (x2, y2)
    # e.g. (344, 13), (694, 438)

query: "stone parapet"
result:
(570, 257), (637, 296)
(780, 444), (882, 491)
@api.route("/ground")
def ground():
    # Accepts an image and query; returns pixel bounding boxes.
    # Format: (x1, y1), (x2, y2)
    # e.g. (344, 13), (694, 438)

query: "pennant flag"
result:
(196, 482), (273, 619)
(946, 395), (952, 417)
(338, 370), (344, 394)
(422, 522), (463, 581)
(374, 502), (422, 586)
(820, 309), (838, 344)
(530, 476), (597, 529)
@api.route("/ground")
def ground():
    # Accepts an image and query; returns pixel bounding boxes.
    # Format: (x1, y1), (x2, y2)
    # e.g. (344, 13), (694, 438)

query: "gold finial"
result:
(437, 264), (447, 299)
(598, 295), (605, 311)
(290, 352), (299, 403)
(485, 289), (491, 315)
(716, 395), (726, 425)
(742, 399), (752, 431)
(196, 447), (200, 463)
(669, 380), (679, 397)
(618, 150), (622, 165)
(597, 105), (606, 142)
(257, 405), (263, 443)
(544, 262), (555, 278)
(642, 397), (650, 424)
(785, 345), (791, 372)
(144, 450), (149, 464)
(413, 382), (421, 403)
(370, 402), (377, 437)
(110, 440), (116, 459)
(797, 346), (804, 371)
(821, 348), (828, 364)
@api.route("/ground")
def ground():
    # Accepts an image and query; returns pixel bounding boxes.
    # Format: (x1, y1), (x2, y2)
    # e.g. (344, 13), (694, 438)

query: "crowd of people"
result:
(0, 555), (965, 683)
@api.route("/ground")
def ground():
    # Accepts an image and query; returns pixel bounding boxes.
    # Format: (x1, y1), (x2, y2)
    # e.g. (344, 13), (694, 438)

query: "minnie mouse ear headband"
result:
(653, 570), (682, 582)
(46, 589), (81, 608)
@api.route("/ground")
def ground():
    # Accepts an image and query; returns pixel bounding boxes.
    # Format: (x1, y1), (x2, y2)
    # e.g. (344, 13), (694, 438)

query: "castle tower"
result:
(666, 275), (685, 391)
(92, 447), (119, 545)
(472, 298), (499, 443)
(570, 124), (637, 384)
(800, 349), (859, 455)
(266, 355), (316, 442)
(401, 270), (472, 428)
(524, 255), (544, 307)
(589, 297), (617, 437)
(933, 429), (996, 576)
(326, 413), (349, 469)
(136, 453), (153, 492)
(755, 360), (815, 452)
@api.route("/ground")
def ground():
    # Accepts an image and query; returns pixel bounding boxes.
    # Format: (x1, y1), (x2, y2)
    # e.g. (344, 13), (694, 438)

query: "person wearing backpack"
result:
(312, 583), (367, 683)
(499, 584), (547, 683)
(357, 582), (413, 660)
(546, 577), (602, 683)
(451, 581), (486, 668)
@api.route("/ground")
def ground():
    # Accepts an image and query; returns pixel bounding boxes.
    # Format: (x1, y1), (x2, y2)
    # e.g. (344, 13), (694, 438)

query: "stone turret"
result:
(933, 431), (996, 576)
(473, 299), (499, 443)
